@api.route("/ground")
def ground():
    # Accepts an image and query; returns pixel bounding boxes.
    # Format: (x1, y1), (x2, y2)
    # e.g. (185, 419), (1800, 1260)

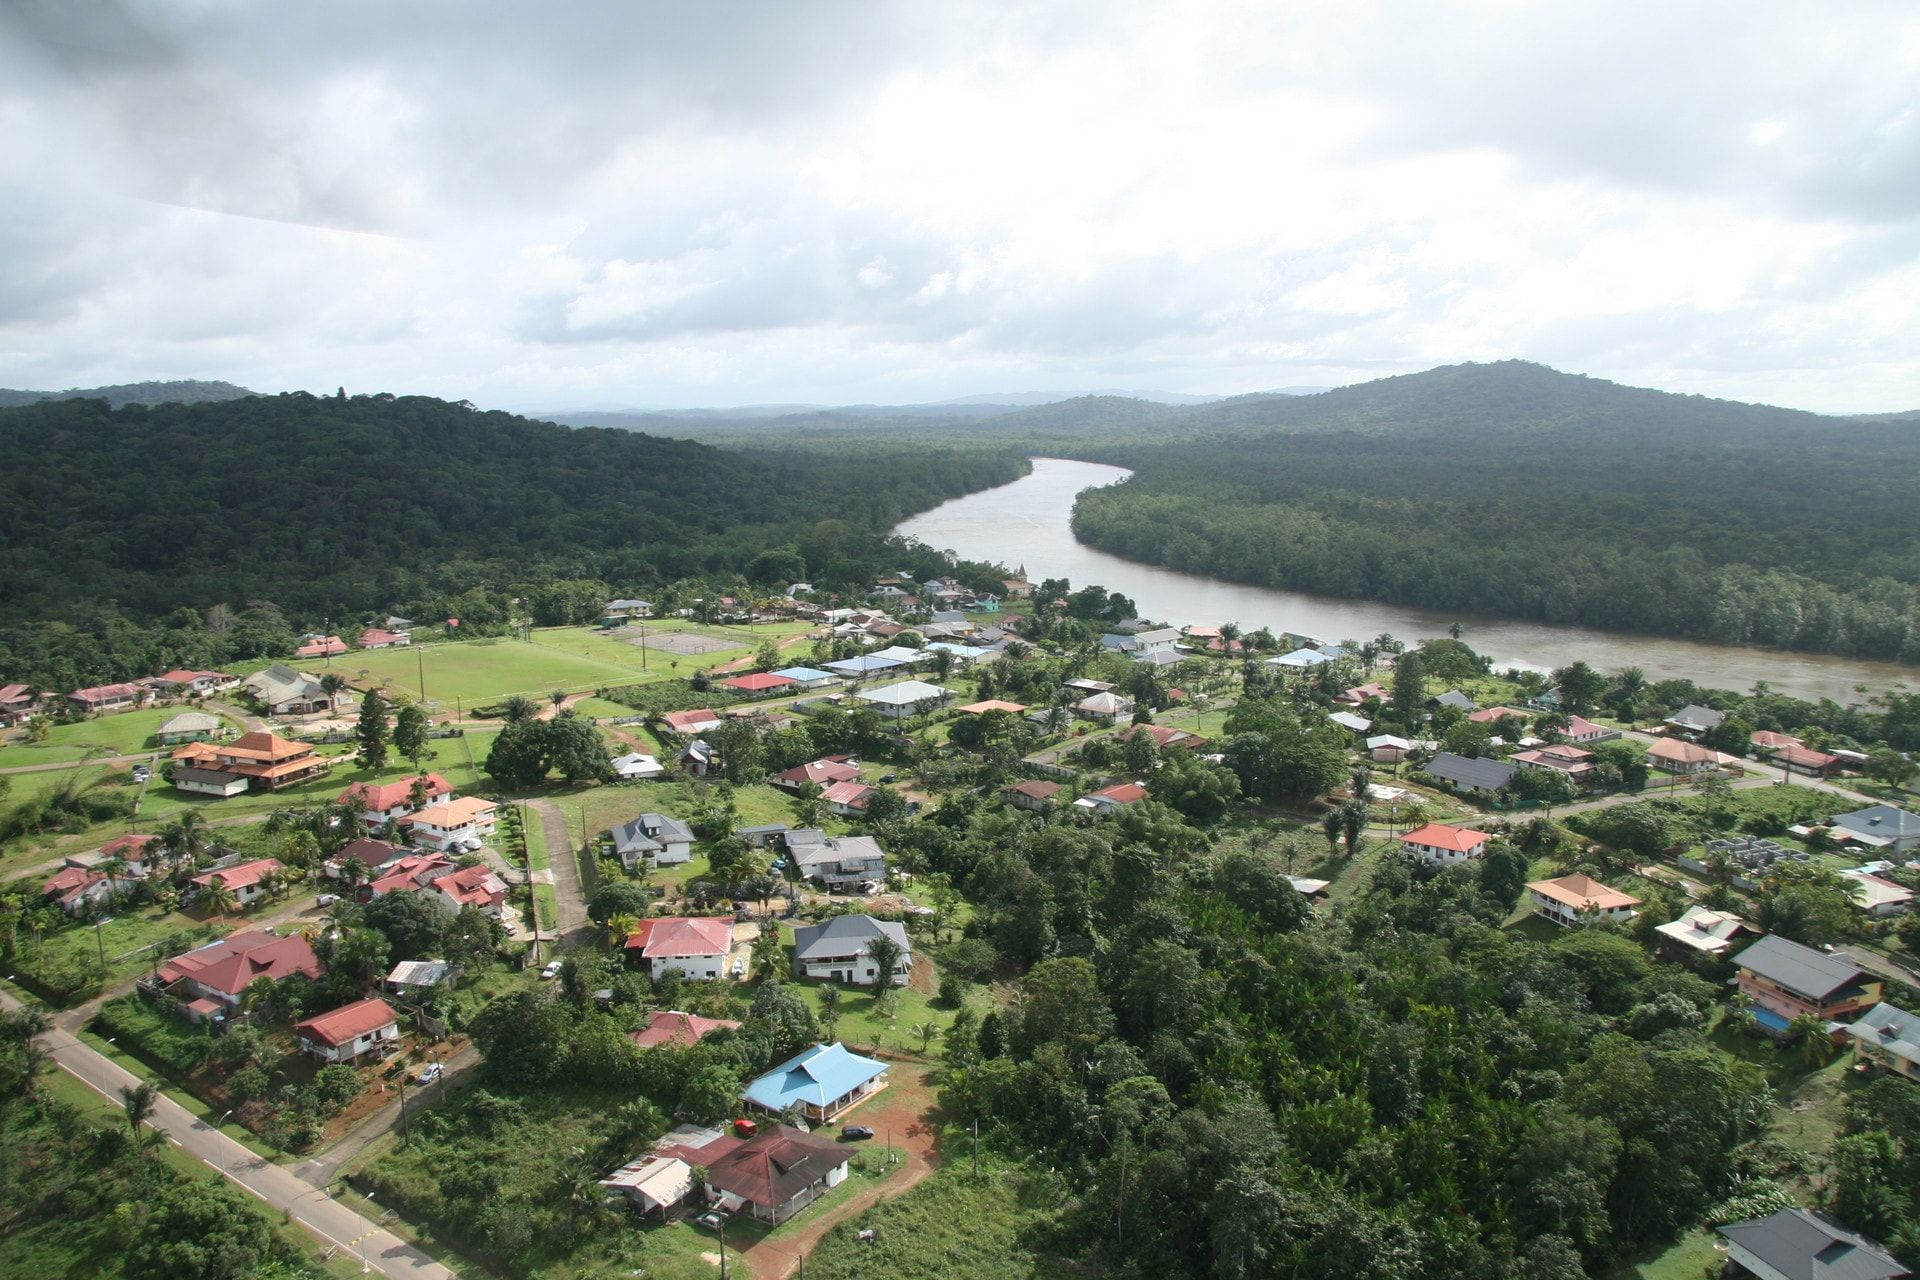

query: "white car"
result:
(729, 957), (747, 978)
(460, 836), (486, 853)
(315, 893), (340, 908)
(541, 959), (563, 980)
(416, 1062), (444, 1085)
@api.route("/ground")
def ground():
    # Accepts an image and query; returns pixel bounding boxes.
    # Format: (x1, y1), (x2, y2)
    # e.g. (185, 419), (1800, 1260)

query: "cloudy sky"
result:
(3, 1), (1918, 413)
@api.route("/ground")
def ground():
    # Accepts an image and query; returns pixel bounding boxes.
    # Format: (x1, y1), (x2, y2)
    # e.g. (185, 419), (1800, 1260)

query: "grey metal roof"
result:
(1717, 1208), (1909, 1280)
(1422, 752), (1516, 791)
(1832, 804), (1920, 840)
(1845, 1002), (1920, 1067)
(791, 914), (911, 963)
(1432, 690), (1478, 711)
(642, 812), (695, 844)
(1667, 703), (1727, 731)
(611, 818), (661, 854)
(1730, 934), (1868, 1001)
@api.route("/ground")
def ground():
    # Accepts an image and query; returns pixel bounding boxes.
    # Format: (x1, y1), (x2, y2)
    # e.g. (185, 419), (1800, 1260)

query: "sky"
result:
(3, 1), (1918, 414)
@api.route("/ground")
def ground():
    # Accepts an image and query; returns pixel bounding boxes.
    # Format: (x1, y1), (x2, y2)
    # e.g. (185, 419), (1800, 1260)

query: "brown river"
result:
(894, 457), (1919, 706)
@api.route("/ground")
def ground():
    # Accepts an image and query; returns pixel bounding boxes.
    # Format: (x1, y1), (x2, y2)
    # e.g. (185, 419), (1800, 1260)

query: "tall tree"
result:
(392, 702), (430, 770)
(355, 687), (390, 772)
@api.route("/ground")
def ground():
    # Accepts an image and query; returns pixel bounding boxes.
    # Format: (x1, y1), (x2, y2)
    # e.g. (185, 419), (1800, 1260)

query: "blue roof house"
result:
(743, 1042), (890, 1123)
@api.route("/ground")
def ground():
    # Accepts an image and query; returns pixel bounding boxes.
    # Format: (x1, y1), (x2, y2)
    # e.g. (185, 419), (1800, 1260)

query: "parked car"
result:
(729, 957), (746, 978)
(130, 765), (151, 782)
(316, 893), (340, 907)
(460, 836), (485, 852)
(540, 959), (563, 980)
(695, 1211), (729, 1231)
(416, 1062), (444, 1085)
(840, 1125), (875, 1141)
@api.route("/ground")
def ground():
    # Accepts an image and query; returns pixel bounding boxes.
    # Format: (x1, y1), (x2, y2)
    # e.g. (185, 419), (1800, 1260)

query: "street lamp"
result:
(93, 917), (113, 968)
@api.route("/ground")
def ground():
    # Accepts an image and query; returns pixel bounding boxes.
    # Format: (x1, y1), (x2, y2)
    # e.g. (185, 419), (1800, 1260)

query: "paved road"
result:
(1838, 944), (1920, 990)
(528, 798), (591, 944)
(1, 987), (457, 1279)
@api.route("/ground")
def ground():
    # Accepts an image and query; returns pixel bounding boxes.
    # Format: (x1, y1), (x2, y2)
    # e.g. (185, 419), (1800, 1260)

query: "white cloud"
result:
(0, 0), (1917, 411)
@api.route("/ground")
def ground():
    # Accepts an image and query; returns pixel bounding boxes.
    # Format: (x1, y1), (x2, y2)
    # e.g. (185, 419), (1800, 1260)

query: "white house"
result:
(1526, 873), (1642, 926)
(339, 774), (453, 833)
(610, 752), (665, 780)
(612, 812), (695, 869)
(1397, 822), (1492, 867)
(790, 915), (912, 986)
(854, 679), (953, 720)
(624, 917), (734, 981)
(405, 796), (498, 851)
(292, 998), (400, 1063)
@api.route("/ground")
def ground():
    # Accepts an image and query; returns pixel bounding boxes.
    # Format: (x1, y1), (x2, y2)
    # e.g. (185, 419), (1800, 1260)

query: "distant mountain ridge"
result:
(0, 379), (256, 409)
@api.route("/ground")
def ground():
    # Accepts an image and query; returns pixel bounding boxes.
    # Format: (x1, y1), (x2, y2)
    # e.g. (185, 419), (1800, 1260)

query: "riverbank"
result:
(895, 457), (1920, 704)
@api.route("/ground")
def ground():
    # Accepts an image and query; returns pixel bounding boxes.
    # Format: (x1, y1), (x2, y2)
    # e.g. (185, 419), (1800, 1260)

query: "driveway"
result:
(528, 798), (590, 944)
(1, 986), (454, 1279)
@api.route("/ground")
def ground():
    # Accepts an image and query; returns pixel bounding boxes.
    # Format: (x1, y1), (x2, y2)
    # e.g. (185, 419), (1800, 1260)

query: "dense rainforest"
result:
(1061, 363), (1920, 660)
(660, 361), (1920, 661)
(0, 392), (1026, 688)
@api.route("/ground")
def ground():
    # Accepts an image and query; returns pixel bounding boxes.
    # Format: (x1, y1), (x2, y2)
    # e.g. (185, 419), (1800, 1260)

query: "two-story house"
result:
(791, 915), (912, 987)
(624, 917), (734, 981)
(1733, 935), (1883, 1035)
(339, 774), (454, 833)
(612, 812), (695, 869)
(155, 931), (325, 1022)
(787, 832), (886, 892)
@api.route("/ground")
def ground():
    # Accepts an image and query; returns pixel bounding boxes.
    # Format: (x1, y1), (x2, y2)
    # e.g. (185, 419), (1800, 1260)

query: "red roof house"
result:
(773, 757), (862, 790)
(41, 866), (111, 914)
(295, 635), (349, 658)
(630, 1010), (742, 1049)
(661, 709), (723, 735)
(720, 672), (797, 694)
(292, 997), (400, 1062)
(625, 917), (735, 981)
(430, 863), (509, 916)
(156, 931), (324, 1012)
(190, 857), (286, 906)
(1398, 822), (1494, 865)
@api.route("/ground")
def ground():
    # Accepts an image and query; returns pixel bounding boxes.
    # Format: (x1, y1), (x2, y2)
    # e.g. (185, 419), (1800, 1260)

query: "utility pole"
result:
(398, 1074), (410, 1145)
(416, 645), (427, 701)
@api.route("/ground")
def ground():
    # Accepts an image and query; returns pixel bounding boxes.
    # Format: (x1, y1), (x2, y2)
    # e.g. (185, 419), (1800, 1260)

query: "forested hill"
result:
(0, 379), (257, 408)
(0, 392), (1025, 632)
(1064, 361), (1920, 662)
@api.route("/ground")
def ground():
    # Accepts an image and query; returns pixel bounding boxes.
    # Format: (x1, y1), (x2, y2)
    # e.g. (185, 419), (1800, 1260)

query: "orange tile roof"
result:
(218, 731), (312, 762)
(1527, 873), (1641, 912)
(404, 795), (496, 829)
(1399, 823), (1492, 853)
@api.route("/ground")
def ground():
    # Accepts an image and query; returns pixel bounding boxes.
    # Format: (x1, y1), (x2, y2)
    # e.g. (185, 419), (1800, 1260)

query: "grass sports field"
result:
(338, 620), (819, 706)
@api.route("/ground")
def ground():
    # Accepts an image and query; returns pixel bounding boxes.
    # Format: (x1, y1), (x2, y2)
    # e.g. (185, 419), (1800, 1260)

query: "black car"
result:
(840, 1124), (875, 1141)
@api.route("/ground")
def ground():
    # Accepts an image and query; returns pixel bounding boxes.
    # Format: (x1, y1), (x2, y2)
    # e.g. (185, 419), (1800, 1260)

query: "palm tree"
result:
(604, 913), (640, 953)
(912, 1020), (941, 1055)
(318, 672), (349, 709)
(818, 983), (843, 1038)
(161, 810), (211, 866)
(1611, 666), (1647, 726)
(502, 695), (538, 724)
(200, 879), (239, 920)
(1218, 622), (1241, 654)
(120, 1081), (158, 1141)
(866, 931), (907, 994)
(1789, 1014), (1838, 1070)
(1340, 799), (1368, 858)
(549, 688), (568, 708)
(1320, 809), (1343, 857)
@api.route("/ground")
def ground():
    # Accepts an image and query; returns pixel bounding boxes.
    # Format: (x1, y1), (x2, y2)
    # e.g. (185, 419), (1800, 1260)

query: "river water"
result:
(894, 456), (1919, 706)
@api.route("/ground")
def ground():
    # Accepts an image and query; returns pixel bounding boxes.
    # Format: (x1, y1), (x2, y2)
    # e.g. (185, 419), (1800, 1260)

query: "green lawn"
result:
(342, 637), (644, 706)
(12, 902), (227, 1001)
(0, 706), (239, 768)
(567, 696), (643, 719)
(796, 967), (978, 1057)
(800, 1157), (1079, 1280)
(1605, 1227), (1723, 1280)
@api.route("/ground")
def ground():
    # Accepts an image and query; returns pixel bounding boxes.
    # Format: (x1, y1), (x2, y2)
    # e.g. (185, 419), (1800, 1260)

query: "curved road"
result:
(2, 987), (456, 1279)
